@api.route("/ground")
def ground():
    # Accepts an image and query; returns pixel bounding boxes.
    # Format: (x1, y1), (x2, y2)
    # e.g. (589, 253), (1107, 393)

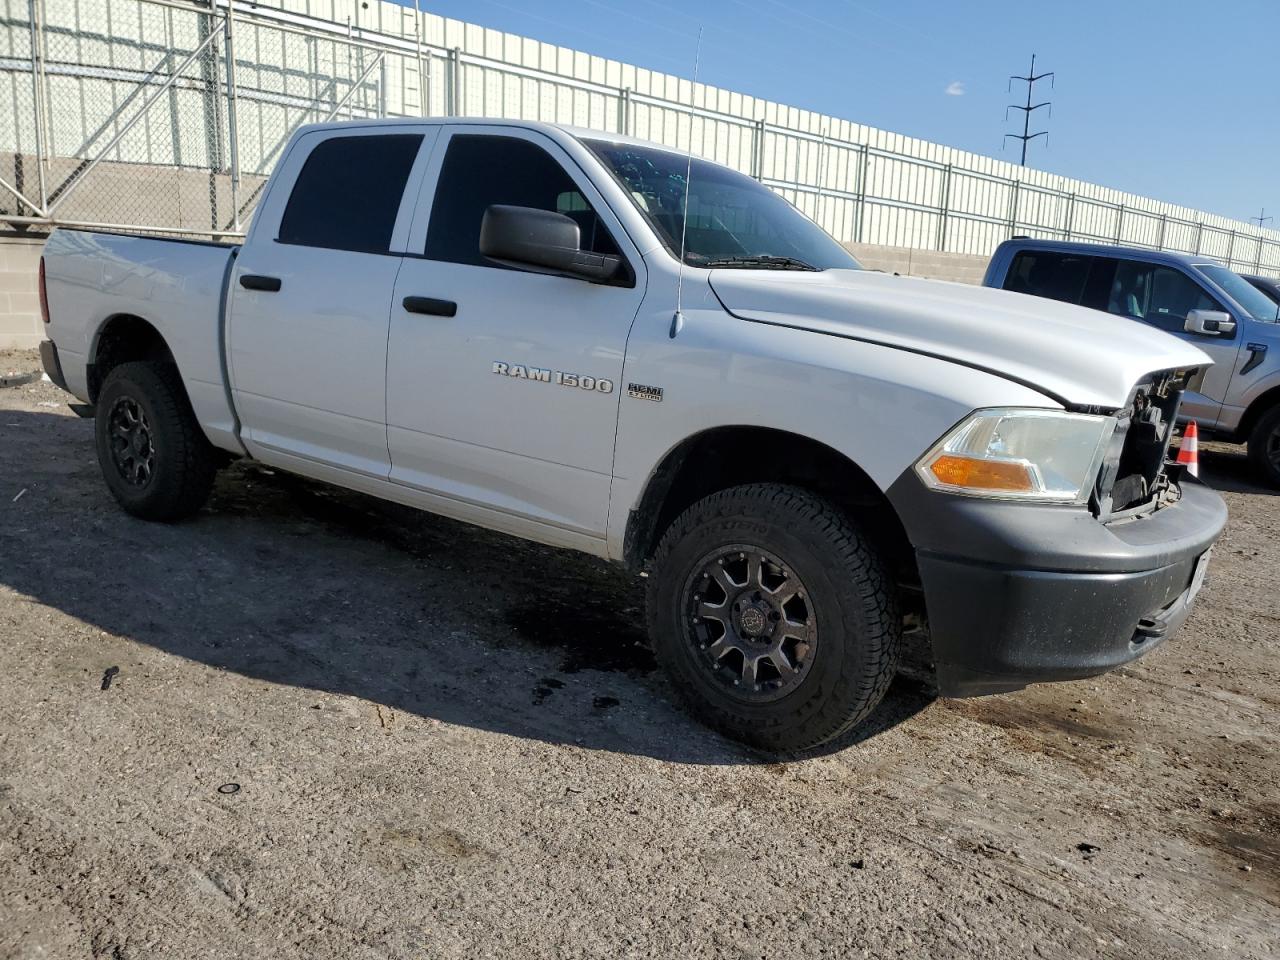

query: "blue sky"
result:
(408, 0), (1278, 226)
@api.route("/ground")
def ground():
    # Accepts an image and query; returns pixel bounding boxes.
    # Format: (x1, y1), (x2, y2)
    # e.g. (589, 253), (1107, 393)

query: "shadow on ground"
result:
(1197, 444), (1277, 495)
(0, 407), (933, 765)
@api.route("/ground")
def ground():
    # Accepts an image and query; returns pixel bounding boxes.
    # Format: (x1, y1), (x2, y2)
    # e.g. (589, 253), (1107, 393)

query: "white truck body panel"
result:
(39, 117), (1212, 562)
(709, 268), (1209, 410)
(41, 231), (243, 454)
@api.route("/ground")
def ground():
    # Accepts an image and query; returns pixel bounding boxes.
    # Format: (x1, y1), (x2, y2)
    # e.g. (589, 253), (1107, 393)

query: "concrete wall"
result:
(0, 234), (44, 349)
(845, 244), (988, 285)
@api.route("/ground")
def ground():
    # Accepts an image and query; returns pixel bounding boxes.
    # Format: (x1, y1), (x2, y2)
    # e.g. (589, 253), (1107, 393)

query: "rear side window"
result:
(278, 134), (422, 254)
(1003, 251), (1092, 305)
(425, 135), (621, 266)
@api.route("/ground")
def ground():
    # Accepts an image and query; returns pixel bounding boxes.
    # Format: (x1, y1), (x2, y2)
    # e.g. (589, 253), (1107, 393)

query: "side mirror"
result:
(1185, 309), (1236, 337)
(479, 204), (623, 284)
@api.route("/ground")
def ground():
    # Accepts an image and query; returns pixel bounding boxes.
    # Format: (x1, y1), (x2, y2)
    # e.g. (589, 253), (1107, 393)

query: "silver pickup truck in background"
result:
(36, 118), (1226, 752)
(984, 238), (1280, 486)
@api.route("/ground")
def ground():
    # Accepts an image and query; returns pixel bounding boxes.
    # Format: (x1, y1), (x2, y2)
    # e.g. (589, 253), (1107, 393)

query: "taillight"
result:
(38, 256), (50, 325)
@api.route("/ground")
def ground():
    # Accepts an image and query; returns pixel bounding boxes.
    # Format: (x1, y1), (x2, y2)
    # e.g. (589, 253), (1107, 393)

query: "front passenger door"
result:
(385, 128), (646, 543)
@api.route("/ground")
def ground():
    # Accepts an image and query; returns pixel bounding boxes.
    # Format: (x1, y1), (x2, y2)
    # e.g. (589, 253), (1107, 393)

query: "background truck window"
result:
(1003, 251), (1092, 305)
(425, 135), (621, 266)
(1106, 261), (1224, 333)
(277, 134), (423, 254)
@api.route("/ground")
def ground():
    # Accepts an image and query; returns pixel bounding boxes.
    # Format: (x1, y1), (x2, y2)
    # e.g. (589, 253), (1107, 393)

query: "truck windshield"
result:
(584, 139), (860, 271)
(1196, 264), (1280, 322)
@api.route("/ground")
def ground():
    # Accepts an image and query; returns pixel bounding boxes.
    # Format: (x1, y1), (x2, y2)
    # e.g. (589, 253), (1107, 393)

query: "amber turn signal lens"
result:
(929, 454), (1035, 492)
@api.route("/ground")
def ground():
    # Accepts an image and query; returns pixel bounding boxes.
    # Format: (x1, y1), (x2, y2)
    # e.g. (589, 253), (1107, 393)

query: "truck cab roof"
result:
(994, 237), (1224, 272)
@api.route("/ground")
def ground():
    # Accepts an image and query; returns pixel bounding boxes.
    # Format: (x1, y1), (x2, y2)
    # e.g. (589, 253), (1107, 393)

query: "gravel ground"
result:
(1, 349), (1277, 959)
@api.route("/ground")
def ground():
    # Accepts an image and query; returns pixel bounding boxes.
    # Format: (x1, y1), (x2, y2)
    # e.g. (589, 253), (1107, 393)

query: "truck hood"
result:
(708, 269), (1211, 408)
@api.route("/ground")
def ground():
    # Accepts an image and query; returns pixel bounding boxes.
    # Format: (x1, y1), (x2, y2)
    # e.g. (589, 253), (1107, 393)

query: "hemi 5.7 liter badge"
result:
(627, 383), (664, 402)
(492, 362), (614, 394)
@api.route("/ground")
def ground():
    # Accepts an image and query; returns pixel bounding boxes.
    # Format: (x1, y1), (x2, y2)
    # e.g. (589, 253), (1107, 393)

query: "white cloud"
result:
(945, 81), (965, 96)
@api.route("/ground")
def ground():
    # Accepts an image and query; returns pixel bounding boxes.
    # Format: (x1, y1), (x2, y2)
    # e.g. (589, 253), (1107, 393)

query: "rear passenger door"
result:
(228, 128), (436, 476)
(384, 127), (646, 543)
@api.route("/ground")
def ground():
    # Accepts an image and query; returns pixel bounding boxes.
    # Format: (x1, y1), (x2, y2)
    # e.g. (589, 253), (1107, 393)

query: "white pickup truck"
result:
(37, 118), (1227, 752)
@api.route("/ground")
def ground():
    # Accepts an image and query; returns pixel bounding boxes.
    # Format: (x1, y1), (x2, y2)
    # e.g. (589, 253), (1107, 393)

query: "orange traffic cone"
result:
(1176, 420), (1199, 478)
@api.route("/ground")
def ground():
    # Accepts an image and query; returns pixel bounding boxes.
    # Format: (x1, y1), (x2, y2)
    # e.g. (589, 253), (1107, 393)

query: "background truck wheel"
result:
(94, 361), (217, 522)
(1247, 404), (1280, 488)
(646, 483), (901, 754)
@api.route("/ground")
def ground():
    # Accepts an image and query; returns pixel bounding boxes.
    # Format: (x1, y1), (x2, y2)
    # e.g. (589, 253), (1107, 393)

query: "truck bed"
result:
(41, 229), (244, 454)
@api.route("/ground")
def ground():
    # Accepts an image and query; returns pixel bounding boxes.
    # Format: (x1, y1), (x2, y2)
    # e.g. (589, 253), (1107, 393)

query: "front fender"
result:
(605, 283), (1059, 561)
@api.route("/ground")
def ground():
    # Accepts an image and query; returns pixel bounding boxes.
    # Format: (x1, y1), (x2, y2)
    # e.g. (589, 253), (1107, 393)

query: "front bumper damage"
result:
(887, 472), (1227, 697)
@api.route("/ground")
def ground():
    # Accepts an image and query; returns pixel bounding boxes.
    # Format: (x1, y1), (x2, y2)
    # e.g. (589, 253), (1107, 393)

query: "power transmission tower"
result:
(1250, 208), (1273, 229)
(1005, 54), (1054, 166)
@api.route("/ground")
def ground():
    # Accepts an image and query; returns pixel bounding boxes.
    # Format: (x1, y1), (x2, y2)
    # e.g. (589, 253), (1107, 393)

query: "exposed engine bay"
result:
(1094, 367), (1203, 516)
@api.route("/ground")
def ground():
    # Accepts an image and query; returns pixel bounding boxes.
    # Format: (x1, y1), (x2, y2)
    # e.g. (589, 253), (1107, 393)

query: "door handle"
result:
(239, 274), (281, 292)
(403, 296), (457, 317)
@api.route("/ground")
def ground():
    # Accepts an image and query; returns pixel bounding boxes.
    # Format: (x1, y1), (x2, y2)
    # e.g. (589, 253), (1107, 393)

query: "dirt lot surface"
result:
(1, 350), (1277, 959)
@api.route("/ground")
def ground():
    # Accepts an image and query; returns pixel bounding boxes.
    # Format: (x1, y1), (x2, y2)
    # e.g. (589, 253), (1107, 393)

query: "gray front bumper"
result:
(887, 475), (1227, 697)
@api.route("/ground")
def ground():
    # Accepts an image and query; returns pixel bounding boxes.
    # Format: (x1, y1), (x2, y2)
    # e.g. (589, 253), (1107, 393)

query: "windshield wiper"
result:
(700, 255), (819, 271)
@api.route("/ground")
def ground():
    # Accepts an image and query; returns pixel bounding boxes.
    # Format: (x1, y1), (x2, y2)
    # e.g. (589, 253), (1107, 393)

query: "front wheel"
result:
(95, 361), (218, 522)
(1247, 404), (1280, 488)
(646, 484), (901, 753)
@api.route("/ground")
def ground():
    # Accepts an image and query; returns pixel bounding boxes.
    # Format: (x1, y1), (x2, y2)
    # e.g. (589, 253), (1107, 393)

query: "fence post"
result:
(1156, 213), (1167, 252)
(753, 118), (765, 181)
(28, 0), (48, 213)
(1007, 178), (1020, 237)
(935, 163), (951, 252)
(1227, 229), (1237, 268)
(223, 0), (241, 232)
(414, 0), (426, 115)
(1114, 204), (1125, 243)
(1194, 222), (1203, 255)
(854, 144), (869, 244)
(1063, 192), (1075, 239)
(618, 86), (631, 136)
(447, 47), (461, 116)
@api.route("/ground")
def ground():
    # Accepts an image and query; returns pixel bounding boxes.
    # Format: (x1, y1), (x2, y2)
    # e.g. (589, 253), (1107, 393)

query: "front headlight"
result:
(915, 408), (1115, 503)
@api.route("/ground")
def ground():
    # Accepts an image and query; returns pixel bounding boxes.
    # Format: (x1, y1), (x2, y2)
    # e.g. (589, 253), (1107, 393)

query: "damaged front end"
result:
(1092, 366), (1206, 517)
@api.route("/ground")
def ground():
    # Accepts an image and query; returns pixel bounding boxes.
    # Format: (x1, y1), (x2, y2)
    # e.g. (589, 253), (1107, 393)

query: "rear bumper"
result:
(887, 475), (1227, 697)
(39, 339), (67, 392)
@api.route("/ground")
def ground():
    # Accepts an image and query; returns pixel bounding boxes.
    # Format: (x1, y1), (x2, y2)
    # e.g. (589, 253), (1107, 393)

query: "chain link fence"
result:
(2, 0), (1279, 276)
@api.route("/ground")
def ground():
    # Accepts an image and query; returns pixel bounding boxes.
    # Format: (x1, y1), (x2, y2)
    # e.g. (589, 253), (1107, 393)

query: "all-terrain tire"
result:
(646, 483), (901, 754)
(95, 361), (217, 522)
(1247, 404), (1280, 488)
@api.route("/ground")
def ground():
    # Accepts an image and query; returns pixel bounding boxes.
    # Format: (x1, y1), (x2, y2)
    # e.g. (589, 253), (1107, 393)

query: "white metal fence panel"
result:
(1, 0), (1278, 276)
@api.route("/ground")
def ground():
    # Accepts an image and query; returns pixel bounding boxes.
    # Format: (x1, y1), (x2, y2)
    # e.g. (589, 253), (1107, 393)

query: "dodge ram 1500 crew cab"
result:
(37, 118), (1227, 752)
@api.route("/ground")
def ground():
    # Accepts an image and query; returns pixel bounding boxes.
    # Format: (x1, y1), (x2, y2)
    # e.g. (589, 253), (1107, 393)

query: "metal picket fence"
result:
(2, 0), (1279, 276)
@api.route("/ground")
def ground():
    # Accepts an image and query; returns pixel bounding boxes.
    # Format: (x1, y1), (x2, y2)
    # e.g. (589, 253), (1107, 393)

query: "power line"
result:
(1004, 53), (1053, 166)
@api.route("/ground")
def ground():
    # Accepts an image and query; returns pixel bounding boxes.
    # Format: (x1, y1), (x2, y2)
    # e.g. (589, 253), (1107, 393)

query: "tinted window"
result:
(1244, 275), (1280, 308)
(1197, 264), (1280, 322)
(425, 135), (620, 265)
(278, 134), (422, 254)
(1003, 251), (1092, 305)
(1106, 261), (1223, 333)
(586, 139), (860, 270)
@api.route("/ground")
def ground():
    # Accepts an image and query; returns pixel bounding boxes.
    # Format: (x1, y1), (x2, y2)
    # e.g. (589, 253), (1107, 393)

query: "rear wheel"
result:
(1247, 404), (1280, 488)
(647, 483), (901, 753)
(95, 361), (217, 521)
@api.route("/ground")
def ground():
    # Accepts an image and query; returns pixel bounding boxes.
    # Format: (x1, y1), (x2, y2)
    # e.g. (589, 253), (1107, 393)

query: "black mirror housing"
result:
(479, 204), (624, 284)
